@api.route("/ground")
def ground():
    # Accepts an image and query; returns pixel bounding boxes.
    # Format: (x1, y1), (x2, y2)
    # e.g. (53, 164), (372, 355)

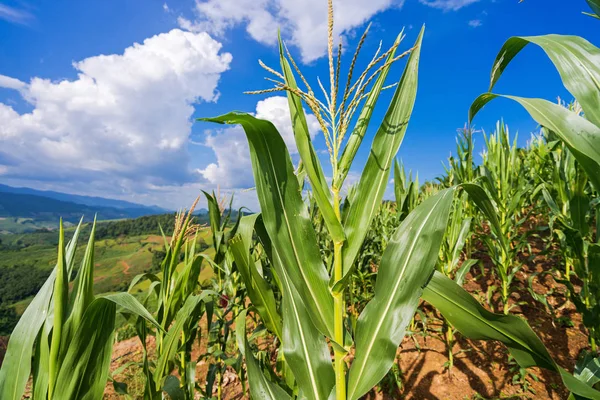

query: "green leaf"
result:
(153, 292), (211, 388)
(230, 215), (283, 339)
(347, 188), (455, 400)
(339, 27), (424, 290)
(54, 298), (117, 400)
(236, 310), (293, 400)
(422, 272), (600, 399)
(278, 35), (345, 244)
(200, 112), (335, 339)
(254, 216), (335, 400)
(486, 35), (600, 127)
(471, 94), (600, 193)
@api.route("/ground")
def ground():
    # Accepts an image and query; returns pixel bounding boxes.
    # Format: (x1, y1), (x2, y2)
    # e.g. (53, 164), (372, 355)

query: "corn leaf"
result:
(422, 272), (600, 400)
(487, 35), (600, 127)
(338, 27), (424, 291)
(153, 292), (211, 388)
(200, 113), (335, 339)
(279, 35), (345, 244)
(236, 310), (293, 400)
(586, 0), (600, 18)
(347, 187), (455, 400)
(254, 216), (335, 400)
(470, 94), (600, 193)
(230, 214), (283, 339)
(101, 292), (163, 331)
(54, 298), (117, 400)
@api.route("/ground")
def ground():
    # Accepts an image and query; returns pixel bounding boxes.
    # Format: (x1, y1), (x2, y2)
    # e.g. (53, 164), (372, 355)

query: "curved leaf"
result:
(487, 35), (600, 127)
(422, 272), (600, 400)
(200, 113), (335, 339)
(470, 94), (600, 193)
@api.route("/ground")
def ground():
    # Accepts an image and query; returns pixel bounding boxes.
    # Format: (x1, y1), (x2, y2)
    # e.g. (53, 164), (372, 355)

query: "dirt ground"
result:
(102, 237), (590, 400)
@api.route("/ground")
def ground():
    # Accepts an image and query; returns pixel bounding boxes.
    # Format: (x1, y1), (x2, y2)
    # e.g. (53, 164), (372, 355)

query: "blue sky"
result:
(0, 0), (599, 210)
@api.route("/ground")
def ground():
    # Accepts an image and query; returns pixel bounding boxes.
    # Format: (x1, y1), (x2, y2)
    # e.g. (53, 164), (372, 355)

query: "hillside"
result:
(0, 183), (166, 212)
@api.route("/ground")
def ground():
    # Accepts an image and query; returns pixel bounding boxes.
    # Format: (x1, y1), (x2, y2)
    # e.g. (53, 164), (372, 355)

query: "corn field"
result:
(3, 0), (600, 399)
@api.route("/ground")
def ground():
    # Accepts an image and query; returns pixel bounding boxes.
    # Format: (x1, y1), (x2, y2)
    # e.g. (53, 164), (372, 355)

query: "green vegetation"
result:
(3, 1), (600, 399)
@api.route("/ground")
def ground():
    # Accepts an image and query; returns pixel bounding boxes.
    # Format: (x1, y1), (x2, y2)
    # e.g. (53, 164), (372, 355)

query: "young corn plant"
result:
(201, 1), (600, 399)
(470, 0), (600, 391)
(479, 122), (530, 314)
(436, 193), (477, 369)
(0, 219), (160, 400)
(127, 200), (214, 399)
(200, 190), (248, 399)
(394, 159), (419, 222)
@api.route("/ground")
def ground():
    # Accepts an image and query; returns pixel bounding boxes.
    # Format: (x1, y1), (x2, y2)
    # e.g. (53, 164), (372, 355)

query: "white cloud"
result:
(418, 0), (480, 11)
(0, 29), (232, 204)
(198, 96), (320, 188)
(0, 4), (34, 25)
(179, 0), (405, 63)
(0, 74), (26, 91)
(468, 19), (482, 27)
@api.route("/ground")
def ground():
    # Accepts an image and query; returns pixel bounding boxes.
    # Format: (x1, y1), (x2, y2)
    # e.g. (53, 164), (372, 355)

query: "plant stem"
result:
(333, 189), (347, 400)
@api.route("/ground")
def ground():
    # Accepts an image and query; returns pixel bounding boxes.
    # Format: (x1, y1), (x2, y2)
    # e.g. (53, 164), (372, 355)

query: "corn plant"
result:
(394, 159), (419, 222)
(478, 122), (531, 314)
(200, 190), (248, 399)
(470, 0), (600, 391)
(126, 201), (215, 399)
(436, 193), (477, 369)
(200, 2), (600, 399)
(0, 219), (160, 400)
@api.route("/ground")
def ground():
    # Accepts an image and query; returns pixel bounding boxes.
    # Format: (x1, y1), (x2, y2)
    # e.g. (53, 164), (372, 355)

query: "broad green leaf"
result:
(200, 113), (335, 339)
(153, 292), (211, 388)
(279, 35), (345, 244)
(336, 32), (402, 190)
(255, 216), (335, 400)
(236, 310), (293, 400)
(54, 298), (116, 400)
(230, 215), (283, 339)
(422, 272), (600, 399)
(487, 35), (600, 127)
(470, 94), (600, 193)
(339, 27), (424, 290)
(347, 187), (455, 400)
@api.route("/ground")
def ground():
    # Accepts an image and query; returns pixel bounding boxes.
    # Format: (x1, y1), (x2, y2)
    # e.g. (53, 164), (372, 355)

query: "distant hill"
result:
(0, 184), (167, 213)
(0, 192), (159, 223)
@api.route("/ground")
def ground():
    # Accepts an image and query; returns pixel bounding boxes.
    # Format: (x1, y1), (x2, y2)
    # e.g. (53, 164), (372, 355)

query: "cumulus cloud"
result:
(198, 95), (320, 187)
(418, 0), (481, 11)
(179, 0), (405, 63)
(0, 29), (232, 196)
